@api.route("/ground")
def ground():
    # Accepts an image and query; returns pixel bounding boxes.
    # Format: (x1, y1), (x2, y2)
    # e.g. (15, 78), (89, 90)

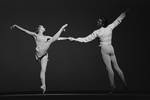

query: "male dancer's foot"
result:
(123, 84), (128, 93)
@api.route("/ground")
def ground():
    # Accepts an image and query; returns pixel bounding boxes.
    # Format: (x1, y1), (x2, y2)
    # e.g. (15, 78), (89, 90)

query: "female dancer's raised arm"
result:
(10, 24), (37, 37)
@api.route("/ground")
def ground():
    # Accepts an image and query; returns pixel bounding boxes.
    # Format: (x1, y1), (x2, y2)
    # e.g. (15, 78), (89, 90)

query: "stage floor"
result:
(1, 91), (150, 100)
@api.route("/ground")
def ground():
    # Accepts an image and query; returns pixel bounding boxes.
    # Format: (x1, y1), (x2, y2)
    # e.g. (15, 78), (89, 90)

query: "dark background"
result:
(0, 0), (149, 94)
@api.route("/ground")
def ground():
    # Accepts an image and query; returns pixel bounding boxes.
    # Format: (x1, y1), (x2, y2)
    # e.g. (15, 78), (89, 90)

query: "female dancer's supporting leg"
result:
(40, 54), (48, 94)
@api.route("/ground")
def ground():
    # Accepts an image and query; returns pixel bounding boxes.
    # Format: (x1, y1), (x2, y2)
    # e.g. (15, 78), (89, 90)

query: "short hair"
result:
(98, 16), (108, 28)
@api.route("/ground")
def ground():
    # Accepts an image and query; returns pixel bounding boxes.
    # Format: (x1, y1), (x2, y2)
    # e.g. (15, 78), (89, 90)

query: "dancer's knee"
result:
(118, 70), (123, 76)
(106, 67), (114, 75)
(40, 69), (45, 75)
(114, 67), (123, 75)
(41, 69), (46, 74)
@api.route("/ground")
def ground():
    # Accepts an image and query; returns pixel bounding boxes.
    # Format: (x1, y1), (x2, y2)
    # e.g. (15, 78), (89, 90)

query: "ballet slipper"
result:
(41, 85), (46, 94)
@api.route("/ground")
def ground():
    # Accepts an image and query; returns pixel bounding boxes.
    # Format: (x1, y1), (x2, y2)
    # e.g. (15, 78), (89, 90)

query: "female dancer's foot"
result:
(109, 86), (116, 95)
(41, 85), (46, 94)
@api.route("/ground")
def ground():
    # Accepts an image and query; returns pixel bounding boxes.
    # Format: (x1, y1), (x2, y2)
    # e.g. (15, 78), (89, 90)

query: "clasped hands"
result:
(68, 37), (76, 41)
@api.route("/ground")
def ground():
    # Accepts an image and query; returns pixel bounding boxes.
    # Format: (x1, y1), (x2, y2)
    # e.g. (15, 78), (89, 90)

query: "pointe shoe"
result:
(41, 85), (46, 94)
(109, 86), (116, 95)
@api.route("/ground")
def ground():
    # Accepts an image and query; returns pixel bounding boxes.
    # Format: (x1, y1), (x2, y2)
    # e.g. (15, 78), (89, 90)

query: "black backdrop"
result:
(0, 0), (149, 94)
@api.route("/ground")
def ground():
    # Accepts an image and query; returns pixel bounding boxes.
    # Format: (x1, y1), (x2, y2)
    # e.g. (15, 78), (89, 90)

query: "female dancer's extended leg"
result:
(40, 54), (48, 94)
(48, 24), (68, 44)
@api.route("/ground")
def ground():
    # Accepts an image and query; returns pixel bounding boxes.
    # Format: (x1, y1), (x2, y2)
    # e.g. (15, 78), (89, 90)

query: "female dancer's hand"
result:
(10, 24), (17, 30)
(69, 37), (76, 41)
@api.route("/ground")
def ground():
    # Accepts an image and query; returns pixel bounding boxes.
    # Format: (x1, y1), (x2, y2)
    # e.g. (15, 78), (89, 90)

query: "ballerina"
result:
(11, 24), (68, 94)
(69, 9), (129, 94)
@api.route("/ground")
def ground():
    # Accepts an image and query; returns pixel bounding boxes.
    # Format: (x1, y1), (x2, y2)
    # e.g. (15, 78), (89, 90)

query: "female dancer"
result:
(11, 24), (68, 94)
(69, 10), (129, 94)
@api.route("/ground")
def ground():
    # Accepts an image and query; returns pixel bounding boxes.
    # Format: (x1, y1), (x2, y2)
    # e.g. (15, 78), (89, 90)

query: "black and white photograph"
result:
(0, 0), (149, 99)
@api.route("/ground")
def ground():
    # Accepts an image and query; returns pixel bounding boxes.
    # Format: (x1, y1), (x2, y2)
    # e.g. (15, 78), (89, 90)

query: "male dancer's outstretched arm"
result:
(109, 8), (129, 29)
(69, 31), (98, 43)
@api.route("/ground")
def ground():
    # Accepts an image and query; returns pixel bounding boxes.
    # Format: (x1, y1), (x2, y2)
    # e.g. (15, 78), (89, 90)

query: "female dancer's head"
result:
(97, 16), (108, 28)
(36, 25), (46, 34)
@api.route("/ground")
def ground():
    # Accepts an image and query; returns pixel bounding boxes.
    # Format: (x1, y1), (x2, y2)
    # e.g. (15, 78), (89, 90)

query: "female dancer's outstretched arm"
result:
(57, 37), (69, 40)
(10, 24), (37, 37)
